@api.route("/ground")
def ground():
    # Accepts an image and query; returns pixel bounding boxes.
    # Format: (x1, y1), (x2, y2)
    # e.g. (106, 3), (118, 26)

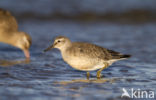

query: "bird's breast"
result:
(62, 52), (104, 71)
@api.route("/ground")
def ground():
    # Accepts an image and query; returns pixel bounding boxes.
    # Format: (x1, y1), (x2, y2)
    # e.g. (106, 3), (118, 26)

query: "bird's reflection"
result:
(0, 58), (30, 66)
(54, 78), (118, 96)
(54, 78), (117, 85)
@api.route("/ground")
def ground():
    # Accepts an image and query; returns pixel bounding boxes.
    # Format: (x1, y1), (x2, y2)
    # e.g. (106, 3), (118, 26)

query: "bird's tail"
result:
(119, 54), (131, 59)
(111, 54), (131, 60)
(107, 49), (131, 59)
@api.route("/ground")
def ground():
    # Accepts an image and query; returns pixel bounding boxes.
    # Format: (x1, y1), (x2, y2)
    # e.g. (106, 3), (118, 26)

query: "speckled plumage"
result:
(66, 42), (116, 60)
(45, 36), (131, 78)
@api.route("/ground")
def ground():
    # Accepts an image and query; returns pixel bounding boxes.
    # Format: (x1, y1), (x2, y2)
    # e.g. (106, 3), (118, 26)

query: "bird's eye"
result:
(58, 40), (61, 43)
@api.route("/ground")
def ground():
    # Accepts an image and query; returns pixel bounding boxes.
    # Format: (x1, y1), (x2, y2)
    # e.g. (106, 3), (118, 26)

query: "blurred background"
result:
(0, 0), (156, 100)
(0, 0), (156, 22)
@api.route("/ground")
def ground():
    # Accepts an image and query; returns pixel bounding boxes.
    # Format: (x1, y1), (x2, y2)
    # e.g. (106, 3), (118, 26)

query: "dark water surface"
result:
(0, 20), (155, 100)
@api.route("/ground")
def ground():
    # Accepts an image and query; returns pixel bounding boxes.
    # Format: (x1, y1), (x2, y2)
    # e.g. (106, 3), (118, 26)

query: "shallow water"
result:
(0, 20), (156, 100)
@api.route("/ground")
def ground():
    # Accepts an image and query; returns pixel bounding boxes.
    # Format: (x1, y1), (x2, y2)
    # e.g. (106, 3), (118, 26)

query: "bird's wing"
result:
(68, 42), (113, 60)
(0, 8), (18, 33)
(107, 49), (131, 59)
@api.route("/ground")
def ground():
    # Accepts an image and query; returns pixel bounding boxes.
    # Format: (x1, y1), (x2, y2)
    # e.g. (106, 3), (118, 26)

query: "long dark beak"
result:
(44, 44), (54, 52)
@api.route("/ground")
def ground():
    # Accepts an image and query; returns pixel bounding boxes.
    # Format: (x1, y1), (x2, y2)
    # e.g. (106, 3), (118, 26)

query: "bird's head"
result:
(44, 36), (71, 52)
(15, 32), (32, 58)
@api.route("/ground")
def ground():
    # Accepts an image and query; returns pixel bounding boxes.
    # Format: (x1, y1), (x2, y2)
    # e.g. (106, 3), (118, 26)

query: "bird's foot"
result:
(96, 71), (101, 79)
(86, 72), (90, 80)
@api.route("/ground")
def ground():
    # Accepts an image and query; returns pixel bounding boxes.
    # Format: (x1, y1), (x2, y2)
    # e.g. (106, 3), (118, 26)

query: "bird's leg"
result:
(86, 72), (90, 80)
(96, 62), (109, 79)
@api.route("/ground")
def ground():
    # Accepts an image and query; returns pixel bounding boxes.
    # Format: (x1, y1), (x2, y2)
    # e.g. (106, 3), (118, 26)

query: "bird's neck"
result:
(60, 42), (72, 53)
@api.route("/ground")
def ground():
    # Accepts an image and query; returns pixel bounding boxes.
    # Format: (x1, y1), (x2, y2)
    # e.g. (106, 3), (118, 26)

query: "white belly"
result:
(62, 54), (105, 71)
(61, 51), (119, 71)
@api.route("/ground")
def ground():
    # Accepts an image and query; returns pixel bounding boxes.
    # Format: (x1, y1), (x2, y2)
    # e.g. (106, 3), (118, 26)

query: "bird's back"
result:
(0, 8), (18, 33)
(67, 42), (130, 61)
